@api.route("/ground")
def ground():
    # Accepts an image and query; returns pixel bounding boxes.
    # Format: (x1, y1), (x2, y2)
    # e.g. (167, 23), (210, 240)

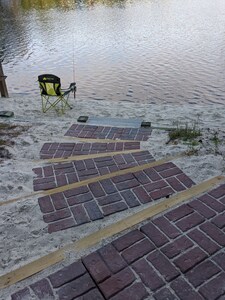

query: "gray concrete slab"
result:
(87, 117), (143, 128)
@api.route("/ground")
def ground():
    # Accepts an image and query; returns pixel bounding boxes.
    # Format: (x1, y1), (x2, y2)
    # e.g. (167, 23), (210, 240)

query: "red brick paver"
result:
(12, 183), (225, 300)
(33, 151), (155, 191)
(37, 162), (195, 233)
(64, 124), (152, 141)
(40, 142), (141, 159)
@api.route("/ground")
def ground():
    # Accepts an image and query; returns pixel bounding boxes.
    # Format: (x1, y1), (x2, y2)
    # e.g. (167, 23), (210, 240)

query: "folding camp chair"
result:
(38, 74), (76, 113)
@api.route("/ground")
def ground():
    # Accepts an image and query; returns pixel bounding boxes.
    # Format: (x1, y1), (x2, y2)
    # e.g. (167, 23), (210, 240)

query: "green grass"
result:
(211, 131), (220, 146)
(168, 122), (201, 143)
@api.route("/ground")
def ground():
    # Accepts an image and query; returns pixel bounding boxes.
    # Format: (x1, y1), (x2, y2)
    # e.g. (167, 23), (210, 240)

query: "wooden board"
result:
(1, 175), (224, 289)
(42, 153), (185, 196)
(38, 149), (142, 164)
(64, 137), (132, 143)
(0, 251), (64, 289)
(70, 175), (225, 251)
(0, 153), (184, 206)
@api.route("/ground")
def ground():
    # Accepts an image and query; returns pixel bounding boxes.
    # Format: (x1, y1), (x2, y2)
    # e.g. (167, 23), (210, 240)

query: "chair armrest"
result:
(61, 82), (76, 96)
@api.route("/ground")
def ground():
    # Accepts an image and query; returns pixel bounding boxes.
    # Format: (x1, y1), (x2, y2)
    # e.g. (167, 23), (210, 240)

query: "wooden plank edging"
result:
(0, 175), (224, 289)
(0, 251), (64, 290)
(64, 137), (133, 143)
(37, 149), (143, 164)
(70, 175), (225, 252)
(0, 153), (184, 207)
(42, 153), (186, 196)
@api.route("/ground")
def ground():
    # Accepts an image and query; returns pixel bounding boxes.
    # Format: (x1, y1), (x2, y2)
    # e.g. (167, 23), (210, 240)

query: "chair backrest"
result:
(38, 74), (61, 96)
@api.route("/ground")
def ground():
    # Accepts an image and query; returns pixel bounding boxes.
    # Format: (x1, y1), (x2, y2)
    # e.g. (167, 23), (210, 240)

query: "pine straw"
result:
(0, 123), (29, 160)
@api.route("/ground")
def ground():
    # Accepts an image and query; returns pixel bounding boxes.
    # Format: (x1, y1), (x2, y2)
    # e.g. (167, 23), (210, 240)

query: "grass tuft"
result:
(167, 121), (201, 144)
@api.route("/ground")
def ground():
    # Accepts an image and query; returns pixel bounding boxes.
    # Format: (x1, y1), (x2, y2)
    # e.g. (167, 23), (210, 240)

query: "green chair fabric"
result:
(38, 74), (76, 113)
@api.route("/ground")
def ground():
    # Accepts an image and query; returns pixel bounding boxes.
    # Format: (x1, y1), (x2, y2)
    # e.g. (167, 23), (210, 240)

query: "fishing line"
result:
(72, 31), (76, 84)
(72, 34), (76, 99)
(71, 7), (76, 99)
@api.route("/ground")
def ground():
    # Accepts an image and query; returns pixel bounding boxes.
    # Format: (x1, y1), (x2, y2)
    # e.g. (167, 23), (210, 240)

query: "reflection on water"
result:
(1, 0), (225, 104)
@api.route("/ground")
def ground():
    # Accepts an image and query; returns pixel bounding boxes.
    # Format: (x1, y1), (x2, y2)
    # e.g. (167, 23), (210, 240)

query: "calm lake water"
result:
(1, 0), (225, 104)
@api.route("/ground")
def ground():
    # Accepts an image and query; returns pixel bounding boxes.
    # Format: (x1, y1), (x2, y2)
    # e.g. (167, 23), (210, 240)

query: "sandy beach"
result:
(1, 95), (225, 299)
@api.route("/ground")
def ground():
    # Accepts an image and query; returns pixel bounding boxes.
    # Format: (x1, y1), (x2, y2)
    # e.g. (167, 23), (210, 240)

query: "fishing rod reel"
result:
(69, 82), (76, 99)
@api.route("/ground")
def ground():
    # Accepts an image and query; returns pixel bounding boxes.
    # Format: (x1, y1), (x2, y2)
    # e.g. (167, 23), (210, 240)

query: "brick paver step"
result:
(64, 124), (152, 141)
(33, 151), (155, 191)
(40, 141), (141, 159)
(12, 183), (225, 300)
(37, 162), (195, 233)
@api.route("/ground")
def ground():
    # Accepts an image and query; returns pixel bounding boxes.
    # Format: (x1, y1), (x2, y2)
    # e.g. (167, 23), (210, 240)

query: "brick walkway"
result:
(38, 162), (195, 233)
(64, 124), (152, 141)
(40, 142), (141, 159)
(33, 151), (155, 191)
(12, 183), (225, 300)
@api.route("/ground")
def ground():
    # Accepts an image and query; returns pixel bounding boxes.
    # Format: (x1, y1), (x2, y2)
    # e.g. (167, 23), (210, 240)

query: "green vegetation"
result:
(169, 122), (201, 141)
(211, 131), (220, 146)
(167, 121), (201, 144)
(210, 131), (220, 155)
(166, 120), (202, 156)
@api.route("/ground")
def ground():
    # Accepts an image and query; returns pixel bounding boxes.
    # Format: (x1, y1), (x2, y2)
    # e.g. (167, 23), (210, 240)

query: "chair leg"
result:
(41, 95), (72, 113)
(60, 96), (72, 111)
(42, 96), (47, 113)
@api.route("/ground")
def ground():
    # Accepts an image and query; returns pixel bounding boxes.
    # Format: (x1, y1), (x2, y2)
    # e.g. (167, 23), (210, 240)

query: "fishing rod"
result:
(72, 27), (76, 99)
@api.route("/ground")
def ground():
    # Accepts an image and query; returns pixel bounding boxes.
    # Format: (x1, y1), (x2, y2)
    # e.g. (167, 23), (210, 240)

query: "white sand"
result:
(1, 95), (225, 299)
